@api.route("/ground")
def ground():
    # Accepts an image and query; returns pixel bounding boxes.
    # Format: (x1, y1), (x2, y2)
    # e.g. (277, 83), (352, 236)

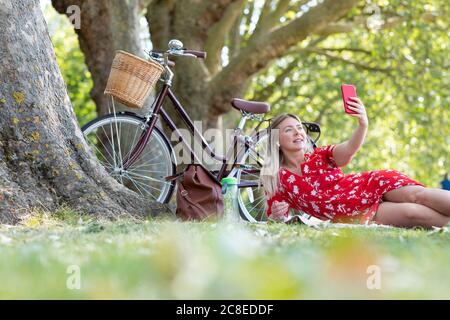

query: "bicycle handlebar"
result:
(148, 44), (206, 70)
(183, 50), (207, 59)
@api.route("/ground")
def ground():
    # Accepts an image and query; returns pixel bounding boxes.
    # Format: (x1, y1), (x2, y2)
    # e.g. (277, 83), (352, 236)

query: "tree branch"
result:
(242, 0), (256, 40)
(197, 0), (243, 32)
(204, 0), (245, 75)
(250, 58), (300, 102)
(251, 0), (273, 38)
(314, 47), (373, 55)
(209, 0), (360, 115)
(145, 0), (175, 49)
(316, 16), (405, 36)
(228, 9), (243, 59)
(301, 48), (395, 73)
(251, 0), (303, 40)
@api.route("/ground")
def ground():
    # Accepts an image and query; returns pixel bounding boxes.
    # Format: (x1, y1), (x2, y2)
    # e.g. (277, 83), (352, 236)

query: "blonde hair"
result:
(259, 113), (314, 199)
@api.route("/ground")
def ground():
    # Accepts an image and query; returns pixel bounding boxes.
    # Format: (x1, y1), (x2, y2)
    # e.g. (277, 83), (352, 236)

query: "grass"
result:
(0, 208), (449, 299)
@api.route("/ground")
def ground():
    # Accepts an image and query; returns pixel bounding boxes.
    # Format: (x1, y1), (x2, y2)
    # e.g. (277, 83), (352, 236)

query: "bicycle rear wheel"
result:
(231, 133), (269, 223)
(232, 132), (316, 223)
(82, 113), (176, 203)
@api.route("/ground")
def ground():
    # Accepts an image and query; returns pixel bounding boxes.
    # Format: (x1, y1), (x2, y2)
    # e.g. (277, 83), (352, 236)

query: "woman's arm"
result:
(333, 97), (369, 167)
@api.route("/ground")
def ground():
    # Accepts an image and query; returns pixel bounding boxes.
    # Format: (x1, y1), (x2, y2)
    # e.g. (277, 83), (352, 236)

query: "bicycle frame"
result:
(118, 56), (321, 188)
(121, 83), (256, 183)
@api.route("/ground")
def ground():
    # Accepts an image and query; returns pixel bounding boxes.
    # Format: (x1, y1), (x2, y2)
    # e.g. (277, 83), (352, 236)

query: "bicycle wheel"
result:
(232, 132), (316, 223)
(230, 132), (269, 223)
(82, 113), (176, 203)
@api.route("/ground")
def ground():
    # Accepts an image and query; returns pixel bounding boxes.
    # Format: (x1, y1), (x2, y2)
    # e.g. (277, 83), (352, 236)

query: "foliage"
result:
(43, 4), (96, 127)
(245, 0), (449, 187)
(0, 215), (449, 299)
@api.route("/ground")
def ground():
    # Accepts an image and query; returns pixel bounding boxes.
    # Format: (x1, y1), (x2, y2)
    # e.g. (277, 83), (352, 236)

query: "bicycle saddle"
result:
(231, 98), (270, 114)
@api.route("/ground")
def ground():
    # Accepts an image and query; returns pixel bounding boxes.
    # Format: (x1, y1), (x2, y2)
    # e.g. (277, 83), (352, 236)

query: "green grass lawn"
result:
(0, 209), (449, 299)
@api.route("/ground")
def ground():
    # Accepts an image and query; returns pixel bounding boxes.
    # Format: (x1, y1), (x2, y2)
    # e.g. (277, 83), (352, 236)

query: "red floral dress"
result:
(266, 145), (425, 224)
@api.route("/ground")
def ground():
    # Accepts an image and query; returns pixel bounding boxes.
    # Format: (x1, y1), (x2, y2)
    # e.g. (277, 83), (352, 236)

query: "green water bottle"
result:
(221, 177), (240, 223)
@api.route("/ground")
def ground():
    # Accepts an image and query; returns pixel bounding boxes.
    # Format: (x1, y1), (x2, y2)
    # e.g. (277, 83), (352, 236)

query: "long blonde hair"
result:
(259, 113), (314, 199)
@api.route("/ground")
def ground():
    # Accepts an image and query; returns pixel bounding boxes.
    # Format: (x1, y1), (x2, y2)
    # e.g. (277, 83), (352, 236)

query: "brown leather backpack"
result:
(166, 164), (224, 221)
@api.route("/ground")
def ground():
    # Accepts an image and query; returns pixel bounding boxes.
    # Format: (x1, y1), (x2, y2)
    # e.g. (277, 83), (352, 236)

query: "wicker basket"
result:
(104, 50), (164, 109)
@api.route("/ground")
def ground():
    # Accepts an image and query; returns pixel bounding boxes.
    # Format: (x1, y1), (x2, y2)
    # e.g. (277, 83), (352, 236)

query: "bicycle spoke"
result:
(122, 134), (158, 164)
(134, 148), (163, 164)
(92, 131), (116, 165)
(121, 124), (142, 161)
(124, 173), (159, 200)
(103, 125), (118, 168)
(125, 170), (171, 185)
(127, 168), (166, 174)
(114, 117), (124, 167)
(125, 176), (166, 194)
(127, 161), (166, 172)
(248, 150), (263, 166)
(82, 114), (175, 205)
(127, 165), (166, 174)
(233, 134), (268, 222)
(88, 136), (114, 168)
(125, 174), (157, 200)
(247, 196), (265, 212)
(239, 170), (260, 180)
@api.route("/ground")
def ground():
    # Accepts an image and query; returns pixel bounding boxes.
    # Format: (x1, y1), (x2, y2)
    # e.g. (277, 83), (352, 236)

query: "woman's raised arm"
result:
(332, 97), (369, 167)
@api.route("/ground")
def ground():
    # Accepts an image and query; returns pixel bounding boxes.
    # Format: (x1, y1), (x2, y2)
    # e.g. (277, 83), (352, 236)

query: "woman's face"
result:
(278, 117), (307, 153)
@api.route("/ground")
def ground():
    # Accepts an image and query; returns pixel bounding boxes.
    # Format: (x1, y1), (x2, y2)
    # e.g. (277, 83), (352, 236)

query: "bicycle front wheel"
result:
(82, 113), (176, 203)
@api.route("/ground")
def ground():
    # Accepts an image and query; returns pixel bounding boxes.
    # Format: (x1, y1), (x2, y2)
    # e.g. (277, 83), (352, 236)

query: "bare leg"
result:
(383, 186), (450, 216)
(374, 201), (450, 228)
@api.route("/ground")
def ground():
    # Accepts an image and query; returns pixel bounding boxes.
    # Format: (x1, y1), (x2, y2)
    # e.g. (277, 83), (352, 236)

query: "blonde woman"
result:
(260, 97), (450, 228)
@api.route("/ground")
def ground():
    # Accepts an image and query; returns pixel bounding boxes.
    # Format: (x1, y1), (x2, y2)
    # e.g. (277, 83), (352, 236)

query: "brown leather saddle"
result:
(231, 98), (270, 114)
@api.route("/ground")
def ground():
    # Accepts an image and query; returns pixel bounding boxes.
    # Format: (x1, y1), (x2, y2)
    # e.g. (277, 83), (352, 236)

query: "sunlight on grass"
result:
(0, 213), (449, 299)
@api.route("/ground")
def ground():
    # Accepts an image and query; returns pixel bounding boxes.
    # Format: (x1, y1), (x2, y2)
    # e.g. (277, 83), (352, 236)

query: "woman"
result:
(261, 97), (450, 228)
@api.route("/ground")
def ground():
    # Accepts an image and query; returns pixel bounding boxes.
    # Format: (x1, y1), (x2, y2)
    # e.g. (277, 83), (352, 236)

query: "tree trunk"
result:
(146, 0), (214, 130)
(0, 0), (169, 224)
(52, 0), (148, 116)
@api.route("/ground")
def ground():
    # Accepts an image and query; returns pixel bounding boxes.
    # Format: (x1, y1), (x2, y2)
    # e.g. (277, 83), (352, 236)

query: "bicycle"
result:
(82, 39), (321, 222)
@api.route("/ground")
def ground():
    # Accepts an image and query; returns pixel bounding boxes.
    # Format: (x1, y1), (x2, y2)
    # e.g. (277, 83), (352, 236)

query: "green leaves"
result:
(43, 4), (96, 128)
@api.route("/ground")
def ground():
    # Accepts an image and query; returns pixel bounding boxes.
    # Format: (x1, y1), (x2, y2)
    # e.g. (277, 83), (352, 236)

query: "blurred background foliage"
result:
(42, 0), (448, 187)
(1, 216), (449, 299)
(43, 4), (96, 127)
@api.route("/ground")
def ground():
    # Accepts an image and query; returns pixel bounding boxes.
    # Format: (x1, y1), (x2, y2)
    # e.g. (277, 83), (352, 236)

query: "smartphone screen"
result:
(341, 84), (357, 114)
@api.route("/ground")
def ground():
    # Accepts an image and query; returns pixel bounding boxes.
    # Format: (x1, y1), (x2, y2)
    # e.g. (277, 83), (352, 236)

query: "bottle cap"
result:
(221, 177), (238, 185)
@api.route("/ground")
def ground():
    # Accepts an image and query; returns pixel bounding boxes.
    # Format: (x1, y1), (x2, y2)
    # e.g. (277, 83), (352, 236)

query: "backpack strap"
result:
(165, 172), (183, 182)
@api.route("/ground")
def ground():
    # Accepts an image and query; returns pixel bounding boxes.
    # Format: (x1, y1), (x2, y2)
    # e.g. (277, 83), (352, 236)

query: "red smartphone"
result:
(341, 84), (357, 114)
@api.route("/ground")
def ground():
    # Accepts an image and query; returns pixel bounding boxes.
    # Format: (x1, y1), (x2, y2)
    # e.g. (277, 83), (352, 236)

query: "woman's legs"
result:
(383, 186), (450, 216)
(374, 201), (450, 228)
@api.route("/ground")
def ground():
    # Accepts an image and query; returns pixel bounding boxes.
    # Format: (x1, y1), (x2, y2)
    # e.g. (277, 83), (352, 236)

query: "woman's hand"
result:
(270, 200), (289, 221)
(346, 97), (368, 128)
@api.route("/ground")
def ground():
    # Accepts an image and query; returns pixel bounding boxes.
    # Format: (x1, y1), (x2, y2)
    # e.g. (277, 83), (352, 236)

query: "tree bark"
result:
(52, 0), (147, 116)
(0, 0), (169, 224)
